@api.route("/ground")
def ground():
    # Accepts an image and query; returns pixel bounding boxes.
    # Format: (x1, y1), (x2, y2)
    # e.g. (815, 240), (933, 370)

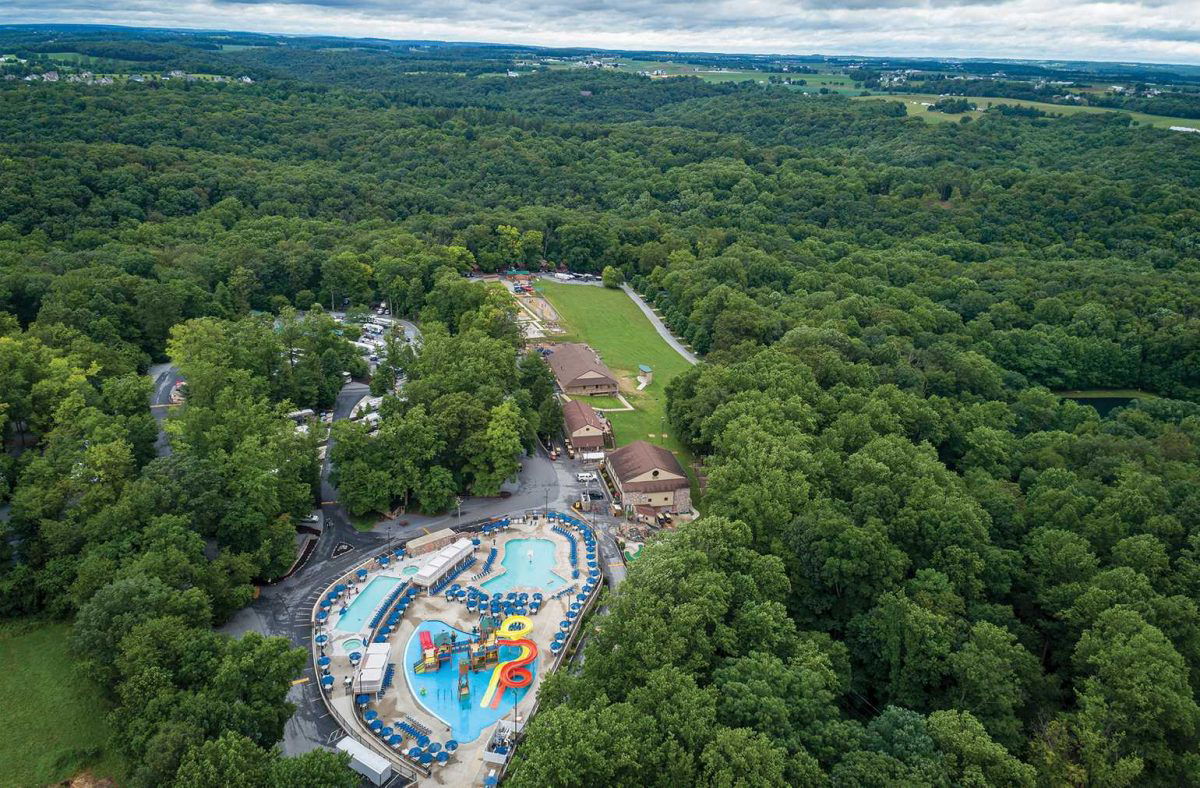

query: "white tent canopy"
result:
(413, 538), (475, 588)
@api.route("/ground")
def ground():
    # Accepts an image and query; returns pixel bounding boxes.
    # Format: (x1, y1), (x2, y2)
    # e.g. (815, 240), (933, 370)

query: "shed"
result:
(406, 527), (458, 556)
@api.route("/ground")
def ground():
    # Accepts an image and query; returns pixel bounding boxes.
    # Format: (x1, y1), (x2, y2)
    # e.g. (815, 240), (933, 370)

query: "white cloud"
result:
(2, 0), (1199, 65)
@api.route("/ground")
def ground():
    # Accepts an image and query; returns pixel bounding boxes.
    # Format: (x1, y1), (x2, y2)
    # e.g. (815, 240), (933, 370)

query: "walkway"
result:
(619, 285), (699, 366)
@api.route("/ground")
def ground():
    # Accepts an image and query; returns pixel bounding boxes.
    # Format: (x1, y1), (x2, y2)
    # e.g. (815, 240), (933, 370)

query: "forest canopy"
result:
(1, 30), (1199, 787)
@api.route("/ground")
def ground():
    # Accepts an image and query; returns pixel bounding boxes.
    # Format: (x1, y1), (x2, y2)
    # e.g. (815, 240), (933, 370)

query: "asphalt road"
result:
(620, 284), (699, 366)
(148, 361), (181, 457)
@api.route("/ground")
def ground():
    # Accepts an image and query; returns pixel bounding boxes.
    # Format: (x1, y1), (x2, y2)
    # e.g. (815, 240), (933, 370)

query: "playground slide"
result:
(419, 630), (434, 650)
(480, 615), (538, 709)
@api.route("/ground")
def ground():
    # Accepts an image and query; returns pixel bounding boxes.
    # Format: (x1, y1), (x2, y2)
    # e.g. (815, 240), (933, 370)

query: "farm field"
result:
(535, 281), (694, 465)
(854, 92), (1199, 129)
(0, 621), (125, 786)
(549, 58), (768, 84)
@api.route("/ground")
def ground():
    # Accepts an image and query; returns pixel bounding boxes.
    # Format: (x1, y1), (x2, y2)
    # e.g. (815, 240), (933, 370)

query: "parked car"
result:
(586, 489), (605, 500)
(576, 472), (597, 483)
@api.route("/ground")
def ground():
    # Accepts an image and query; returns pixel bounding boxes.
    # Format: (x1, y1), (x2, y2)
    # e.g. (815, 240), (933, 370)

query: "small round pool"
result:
(402, 566), (419, 576)
(341, 637), (364, 652)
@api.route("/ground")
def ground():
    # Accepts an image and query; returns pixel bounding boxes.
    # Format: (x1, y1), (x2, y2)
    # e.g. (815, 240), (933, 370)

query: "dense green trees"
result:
(1, 30), (1199, 787)
(331, 283), (557, 515)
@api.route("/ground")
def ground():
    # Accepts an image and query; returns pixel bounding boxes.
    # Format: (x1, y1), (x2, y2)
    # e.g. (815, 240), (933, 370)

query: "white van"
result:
(575, 472), (597, 483)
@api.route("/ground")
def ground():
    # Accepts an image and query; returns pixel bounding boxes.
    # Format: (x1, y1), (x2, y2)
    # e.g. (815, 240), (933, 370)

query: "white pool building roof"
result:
(413, 538), (475, 588)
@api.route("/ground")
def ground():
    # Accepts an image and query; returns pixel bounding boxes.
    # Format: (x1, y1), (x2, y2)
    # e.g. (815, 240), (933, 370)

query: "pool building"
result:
(311, 513), (603, 787)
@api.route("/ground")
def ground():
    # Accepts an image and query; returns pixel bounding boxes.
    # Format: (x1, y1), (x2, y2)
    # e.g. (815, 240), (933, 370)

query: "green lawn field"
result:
(535, 282), (694, 466)
(854, 92), (1199, 130)
(0, 620), (125, 785)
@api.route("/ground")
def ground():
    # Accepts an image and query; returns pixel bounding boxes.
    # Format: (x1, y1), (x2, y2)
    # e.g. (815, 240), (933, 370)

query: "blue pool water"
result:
(335, 575), (402, 633)
(482, 538), (568, 595)
(404, 620), (536, 742)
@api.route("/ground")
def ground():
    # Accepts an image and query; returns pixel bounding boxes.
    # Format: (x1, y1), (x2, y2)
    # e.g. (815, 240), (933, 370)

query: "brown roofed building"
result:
(544, 343), (619, 396)
(605, 440), (691, 514)
(562, 400), (611, 450)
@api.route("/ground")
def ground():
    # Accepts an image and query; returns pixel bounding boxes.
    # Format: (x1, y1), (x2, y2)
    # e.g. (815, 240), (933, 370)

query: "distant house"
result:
(544, 343), (618, 396)
(562, 400), (611, 450)
(605, 440), (691, 514)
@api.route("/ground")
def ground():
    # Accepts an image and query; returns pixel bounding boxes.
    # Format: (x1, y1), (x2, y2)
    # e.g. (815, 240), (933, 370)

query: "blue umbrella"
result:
(577, 593), (587, 602)
(381, 726), (393, 737)
(589, 569), (600, 578)
(364, 710), (379, 722)
(315, 634), (328, 645)
(320, 600), (331, 609)
(388, 734), (403, 746)
(355, 694), (369, 705)
(485, 777), (498, 786)
(335, 583), (347, 593)
(445, 740), (459, 752)
(550, 642), (562, 652)
(369, 719), (383, 732)
(349, 651), (362, 662)
(567, 610), (578, 619)
(380, 626), (391, 635)
(316, 610), (328, 622)
(532, 592), (543, 600)
(419, 752), (433, 765)
(570, 602), (581, 611)
(321, 675), (334, 688)
(357, 569), (368, 578)
(375, 635), (387, 643)
(560, 620), (571, 629)
(436, 751), (449, 764)
(318, 655), (331, 667)
(408, 747), (422, 758)
(417, 735), (430, 748)
(428, 742), (442, 754)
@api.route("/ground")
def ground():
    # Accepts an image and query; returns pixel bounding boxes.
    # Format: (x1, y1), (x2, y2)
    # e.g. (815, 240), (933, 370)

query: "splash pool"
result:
(335, 575), (402, 633)
(402, 565), (419, 576)
(483, 538), (569, 595)
(404, 620), (536, 742)
(341, 637), (364, 652)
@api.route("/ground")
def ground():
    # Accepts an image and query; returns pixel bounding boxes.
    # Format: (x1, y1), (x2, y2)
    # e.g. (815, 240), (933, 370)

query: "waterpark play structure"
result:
(480, 615), (537, 709)
(411, 614), (538, 709)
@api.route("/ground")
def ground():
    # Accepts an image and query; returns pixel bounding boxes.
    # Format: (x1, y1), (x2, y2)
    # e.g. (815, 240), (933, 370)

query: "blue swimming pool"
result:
(482, 538), (569, 595)
(335, 575), (402, 633)
(404, 620), (536, 742)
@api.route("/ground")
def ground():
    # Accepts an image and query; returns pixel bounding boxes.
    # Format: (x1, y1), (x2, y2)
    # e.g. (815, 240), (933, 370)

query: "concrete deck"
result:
(314, 517), (592, 786)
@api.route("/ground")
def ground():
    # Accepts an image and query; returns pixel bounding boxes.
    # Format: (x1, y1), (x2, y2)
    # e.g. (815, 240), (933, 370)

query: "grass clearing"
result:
(535, 281), (694, 468)
(575, 394), (627, 410)
(853, 92), (1200, 130)
(1054, 388), (1158, 400)
(0, 620), (125, 786)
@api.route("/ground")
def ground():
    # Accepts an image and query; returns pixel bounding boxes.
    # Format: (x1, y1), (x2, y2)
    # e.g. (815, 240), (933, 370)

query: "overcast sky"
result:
(4, 0), (1200, 66)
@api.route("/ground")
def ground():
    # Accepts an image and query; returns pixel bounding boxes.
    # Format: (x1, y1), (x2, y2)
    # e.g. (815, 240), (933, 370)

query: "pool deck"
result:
(316, 517), (590, 787)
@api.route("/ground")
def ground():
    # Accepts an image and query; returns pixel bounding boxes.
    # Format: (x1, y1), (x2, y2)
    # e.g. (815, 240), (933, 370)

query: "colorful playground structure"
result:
(411, 614), (539, 709)
(480, 615), (537, 709)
